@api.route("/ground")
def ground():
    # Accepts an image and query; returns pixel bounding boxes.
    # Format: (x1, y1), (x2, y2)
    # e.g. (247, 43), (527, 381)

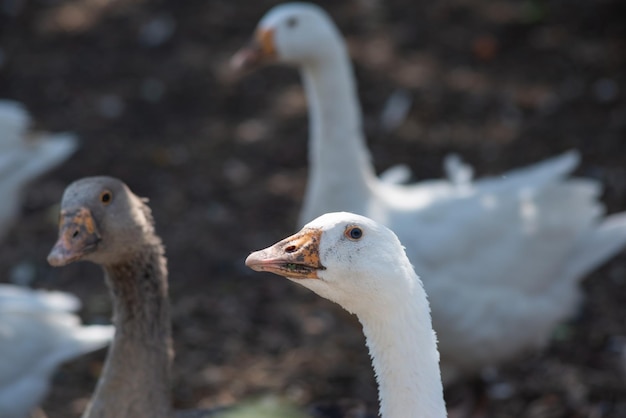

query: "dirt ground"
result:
(1, 0), (625, 416)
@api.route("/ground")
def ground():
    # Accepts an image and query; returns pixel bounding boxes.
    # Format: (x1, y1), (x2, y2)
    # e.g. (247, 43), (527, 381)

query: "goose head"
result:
(232, 2), (344, 70)
(246, 212), (420, 316)
(47, 176), (155, 267)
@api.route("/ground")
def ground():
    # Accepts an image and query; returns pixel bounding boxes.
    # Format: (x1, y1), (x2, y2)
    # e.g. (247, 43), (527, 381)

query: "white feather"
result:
(0, 285), (113, 418)
(0, 100), (78, 240)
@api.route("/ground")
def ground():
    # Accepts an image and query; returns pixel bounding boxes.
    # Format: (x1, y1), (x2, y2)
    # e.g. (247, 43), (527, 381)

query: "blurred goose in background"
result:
(0, 100), (78, 240)
(246, 212), (447, 418)
(0, 284), (113, 418)
(47, 177), (303, 418)
(47, 176), (184, 418)
(233, 2), (626, 385)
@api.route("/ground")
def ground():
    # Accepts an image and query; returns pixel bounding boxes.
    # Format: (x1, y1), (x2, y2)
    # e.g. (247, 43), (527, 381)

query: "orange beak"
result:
(48, 207), (101, 267)
(245, 228), (326, 279)
(230, 27), (277, 71)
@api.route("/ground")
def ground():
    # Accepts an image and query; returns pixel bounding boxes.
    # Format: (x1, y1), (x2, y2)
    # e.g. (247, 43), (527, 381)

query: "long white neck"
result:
(356, 272), (446, 418)
(298, 43), (376, 225)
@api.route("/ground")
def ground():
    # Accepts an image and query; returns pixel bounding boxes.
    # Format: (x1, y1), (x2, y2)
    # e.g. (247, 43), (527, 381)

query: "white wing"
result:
(0, 286), (113, 418)
(375, 151), (626, 382)
(0, 100), (78, 240)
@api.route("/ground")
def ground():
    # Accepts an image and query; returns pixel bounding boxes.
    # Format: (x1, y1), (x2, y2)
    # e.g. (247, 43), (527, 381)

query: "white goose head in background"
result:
(246, 212), (446, 418)
(233, 3), (375, 226)
(232, 2), (345, 68)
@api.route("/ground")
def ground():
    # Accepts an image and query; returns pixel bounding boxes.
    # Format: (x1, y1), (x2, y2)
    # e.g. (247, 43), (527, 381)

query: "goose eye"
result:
(100, 190), (112, 205)
(286, 17), (298, 28)
(345, 226), (363, 241)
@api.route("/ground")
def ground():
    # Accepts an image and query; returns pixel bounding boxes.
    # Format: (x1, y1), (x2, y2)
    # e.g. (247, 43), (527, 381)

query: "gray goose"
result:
(47, 176), (216, 418)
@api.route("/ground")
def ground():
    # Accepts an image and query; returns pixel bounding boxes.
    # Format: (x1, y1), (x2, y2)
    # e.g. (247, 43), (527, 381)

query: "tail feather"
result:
(70, 325), (115, 354)
(379, 164), (412, 184)
(504, 149), (580, 182)
(477, 150), (581, 193)
(565, 212), (626, 281)
(0, 98), (78, 187)
(0, 100), (30, 149)
(51, 323), (114, 366)
(10, 133), (79, 187)
(0, 285), (82, 313)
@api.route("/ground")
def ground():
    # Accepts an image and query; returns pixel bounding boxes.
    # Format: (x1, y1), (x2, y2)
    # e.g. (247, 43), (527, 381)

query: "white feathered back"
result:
(0, 285), (113, 418)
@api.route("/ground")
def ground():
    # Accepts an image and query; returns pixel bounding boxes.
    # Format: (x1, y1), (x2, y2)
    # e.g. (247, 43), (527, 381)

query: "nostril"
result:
(72, 229), (80, 239)
(285, 245), (296, 253)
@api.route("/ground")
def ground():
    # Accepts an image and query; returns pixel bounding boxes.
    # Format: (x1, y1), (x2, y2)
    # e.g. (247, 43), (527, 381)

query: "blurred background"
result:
(0, 0), (625, 416)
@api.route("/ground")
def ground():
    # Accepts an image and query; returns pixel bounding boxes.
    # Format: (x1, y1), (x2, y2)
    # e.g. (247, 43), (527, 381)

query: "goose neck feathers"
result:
(241, 3), (377, 226)
(247, 212), (446, 418)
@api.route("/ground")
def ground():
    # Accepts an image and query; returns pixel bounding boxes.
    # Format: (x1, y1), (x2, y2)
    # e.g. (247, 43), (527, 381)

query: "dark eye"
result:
(345, 226), (363, 241)
(286, 16), (298, 28)
(100, 190), (112, 205)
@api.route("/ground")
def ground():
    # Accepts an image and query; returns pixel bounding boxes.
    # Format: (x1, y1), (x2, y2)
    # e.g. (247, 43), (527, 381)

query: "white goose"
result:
(0, 100), (78, 240)
(233, 2), (626, 384)
(246, 212), (447, 418)
(0, 284), (114, 418)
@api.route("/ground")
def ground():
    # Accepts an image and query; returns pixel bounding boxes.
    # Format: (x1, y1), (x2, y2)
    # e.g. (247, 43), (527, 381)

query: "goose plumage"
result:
(233, 2), (626, 384)
(0, 284), (114, 418)
(0, 100), (78, 240)
(47, 176), (232, 418)
(246, 211), (447, 418)
(47, 176), (180, 418)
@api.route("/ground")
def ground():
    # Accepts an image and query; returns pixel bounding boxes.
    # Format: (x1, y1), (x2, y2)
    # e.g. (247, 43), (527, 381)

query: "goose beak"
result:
(245, 228), (326, 279)
(48, 207), (101, 267)
(230, 27), (276, 71)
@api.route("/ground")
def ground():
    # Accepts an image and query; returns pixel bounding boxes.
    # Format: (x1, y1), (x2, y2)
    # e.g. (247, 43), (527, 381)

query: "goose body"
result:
(246, 212), (447, 418)
(0, 100), (78, 240)
(0, 284), (114, 418)
(234, 3), (626, 384)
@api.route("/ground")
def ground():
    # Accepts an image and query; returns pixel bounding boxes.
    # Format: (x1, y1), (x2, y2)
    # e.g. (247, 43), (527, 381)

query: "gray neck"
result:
(298, 44), (376, 224)
(83, 243), (172, 418)
(358, 279), (446, 418)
